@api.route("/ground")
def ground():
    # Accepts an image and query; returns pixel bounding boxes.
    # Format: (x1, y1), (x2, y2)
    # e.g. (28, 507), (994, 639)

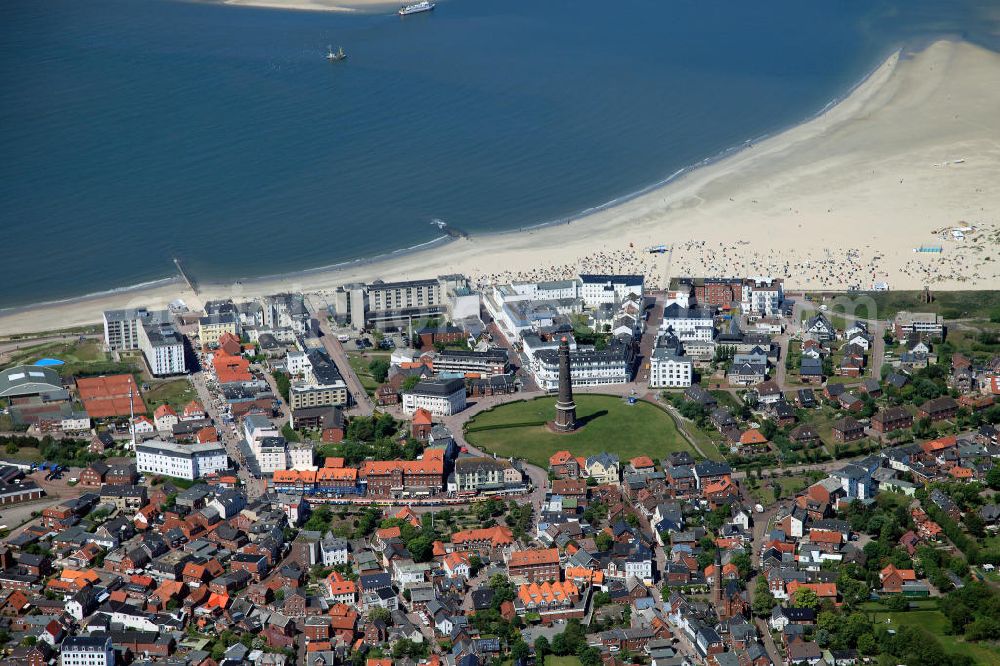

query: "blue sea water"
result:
(1, 0), (998, 308)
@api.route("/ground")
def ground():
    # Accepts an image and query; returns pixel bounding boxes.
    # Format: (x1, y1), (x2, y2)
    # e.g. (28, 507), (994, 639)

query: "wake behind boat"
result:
(399, 1), (435, 16)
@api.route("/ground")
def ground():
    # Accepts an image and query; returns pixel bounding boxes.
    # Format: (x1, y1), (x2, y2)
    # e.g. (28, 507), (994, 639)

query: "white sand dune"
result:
(3, 40), (999, 337)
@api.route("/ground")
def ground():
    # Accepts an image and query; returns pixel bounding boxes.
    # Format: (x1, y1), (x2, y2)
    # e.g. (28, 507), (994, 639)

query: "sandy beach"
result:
(3, 39), (999, 338)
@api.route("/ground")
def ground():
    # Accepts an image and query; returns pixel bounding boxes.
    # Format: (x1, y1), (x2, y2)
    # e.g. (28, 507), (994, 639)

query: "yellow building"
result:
(198, 313), (239, 347)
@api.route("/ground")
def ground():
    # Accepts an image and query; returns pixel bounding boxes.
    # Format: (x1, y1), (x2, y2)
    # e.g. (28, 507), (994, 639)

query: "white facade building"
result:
(136, 440), (228, 480)
(649, 346), (694, 388)
(287, 350), (311, 377)
(532, 339), (634, 391)
(103, 308), (185, 376)
(61, 636), (115, 666)
(578, 274), (644, 308)
(741, 278), (784, 317)
(402, 378), (467, 416)
(660, 304), (715, 341)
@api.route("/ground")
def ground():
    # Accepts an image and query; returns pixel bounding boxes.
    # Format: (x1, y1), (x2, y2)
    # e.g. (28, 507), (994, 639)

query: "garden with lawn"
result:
(464, 394), (697, 468)
(869, 609), (1000, 664)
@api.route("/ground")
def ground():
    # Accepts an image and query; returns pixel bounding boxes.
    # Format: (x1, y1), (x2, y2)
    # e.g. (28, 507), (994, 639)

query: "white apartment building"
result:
(287, 350), (311, 376)
(649, 346), (694, 388)
(103, 308), (186, 375)
(136, 440), (228, 480)
(660, 304), (715, 342)
(402, 378), (467, 416)
(61, 636), (115, 666)
(254, 437), (289, 474)
(507, 279), (580, 301)
(243, 414), (279, 443)
(321, 536), (349, 566)
(578, 274), (644, 308)
(741, 277), (784, 317)
(532, 339), (634, 391)
(138, 320), (186, 376)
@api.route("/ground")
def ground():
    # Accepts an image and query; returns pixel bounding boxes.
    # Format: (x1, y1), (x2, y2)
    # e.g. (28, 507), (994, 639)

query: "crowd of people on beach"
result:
(469, 221), (999, 291)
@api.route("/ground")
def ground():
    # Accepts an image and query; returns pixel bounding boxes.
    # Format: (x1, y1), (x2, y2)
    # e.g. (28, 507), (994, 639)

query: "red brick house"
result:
(872, 406), (913, 434)
(831, 416), (865, 443)
(507, 548), (560, 583)
(879, 564), (917, 594)
(917, 396), (958, 422)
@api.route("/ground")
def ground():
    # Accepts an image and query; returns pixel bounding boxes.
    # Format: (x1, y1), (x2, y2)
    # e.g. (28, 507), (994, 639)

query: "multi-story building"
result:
(660, 304), (715, 341)
(649, 345), (694, 388)
(871, 406), (914, 434)
(402, 378), (467, 416)
(103, 308), (168, 351)
(289, 349), (348, 410)
(198, 313), (240, 347)
(136, 440), (228, 480)
(103, 308), (186, 375)
(360, 449), (445, 498)
(334, 277), (453, 329)
(453, 457), (520, 493)
(261, 293), (310, 335)
(578, 274), (644, 308)
(741, 277), (784, 317)
(676, 277), (742, 308)
(507, 547), (561, 583)
(137, 319), (186, 376)
(433, 349), (511, 377)
(893, 312), (944, 339)
(532, 337), (634, 391)
(61, 635), (115, 666)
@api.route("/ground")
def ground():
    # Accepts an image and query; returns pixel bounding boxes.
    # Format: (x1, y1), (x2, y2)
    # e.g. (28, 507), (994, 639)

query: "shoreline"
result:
(3, 38), (999, 336)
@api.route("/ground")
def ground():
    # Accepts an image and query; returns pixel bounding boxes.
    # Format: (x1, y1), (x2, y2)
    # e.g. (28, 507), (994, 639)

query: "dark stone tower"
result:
(553, 336), (577, 432)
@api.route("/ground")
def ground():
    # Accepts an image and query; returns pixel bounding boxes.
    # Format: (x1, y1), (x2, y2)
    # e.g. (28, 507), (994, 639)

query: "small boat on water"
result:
(399, 1), (435, 16)
(326, 45), (347, 61)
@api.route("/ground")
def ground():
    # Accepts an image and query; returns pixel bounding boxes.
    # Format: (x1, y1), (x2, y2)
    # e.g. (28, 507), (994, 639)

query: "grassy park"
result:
(143, 378), (198, 412)
(465, 394), (696, 468)
(869, 610), (1000, 664)
(1, 338), (136, 377)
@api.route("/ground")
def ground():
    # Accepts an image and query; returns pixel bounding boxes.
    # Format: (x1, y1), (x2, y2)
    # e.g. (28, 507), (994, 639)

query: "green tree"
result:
(534, 636), (550, 658)
(402, 375), (421, 391)
(793, 587), (820, 610)
(368, 358), (390, 383)
(510, 640), (529, 663)
(368, 606), (392, 624)
(272, 370), (291, 401)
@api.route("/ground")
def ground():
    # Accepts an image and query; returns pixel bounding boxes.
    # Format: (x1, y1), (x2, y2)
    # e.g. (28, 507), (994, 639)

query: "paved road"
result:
(189, 367), (266, 500)
(635, 292), (665, 384)
(313, 309), (374, 417)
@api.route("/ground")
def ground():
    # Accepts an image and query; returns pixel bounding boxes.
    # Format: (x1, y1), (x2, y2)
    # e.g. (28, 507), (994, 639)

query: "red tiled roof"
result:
(78, 375), (146, 418)
(360, 449), (444, 476)
(509, 548), (559, 567)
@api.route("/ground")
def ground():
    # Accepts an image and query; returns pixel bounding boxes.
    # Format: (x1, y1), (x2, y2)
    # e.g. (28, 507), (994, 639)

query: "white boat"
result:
(326, 45), (346, 61)
(399, 1), (435, 15)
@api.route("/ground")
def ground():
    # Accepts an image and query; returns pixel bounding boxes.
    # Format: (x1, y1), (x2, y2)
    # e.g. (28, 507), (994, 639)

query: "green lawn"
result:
(465, 394), (697, 468)
(143, 378), (197, 412)
(346, 352), (388, 395)
(807, 290), (1000, 321)
(545, 657), (583, 666)
(749, 475), (808, 506)
(871, 610), (1000, 665)
(4, 339), (141, 379)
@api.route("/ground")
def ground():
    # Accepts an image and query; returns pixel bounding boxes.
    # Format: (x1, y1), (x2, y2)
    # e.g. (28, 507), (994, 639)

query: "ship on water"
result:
(399, 1), (435, 16)
(326, 45), (347, 61)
